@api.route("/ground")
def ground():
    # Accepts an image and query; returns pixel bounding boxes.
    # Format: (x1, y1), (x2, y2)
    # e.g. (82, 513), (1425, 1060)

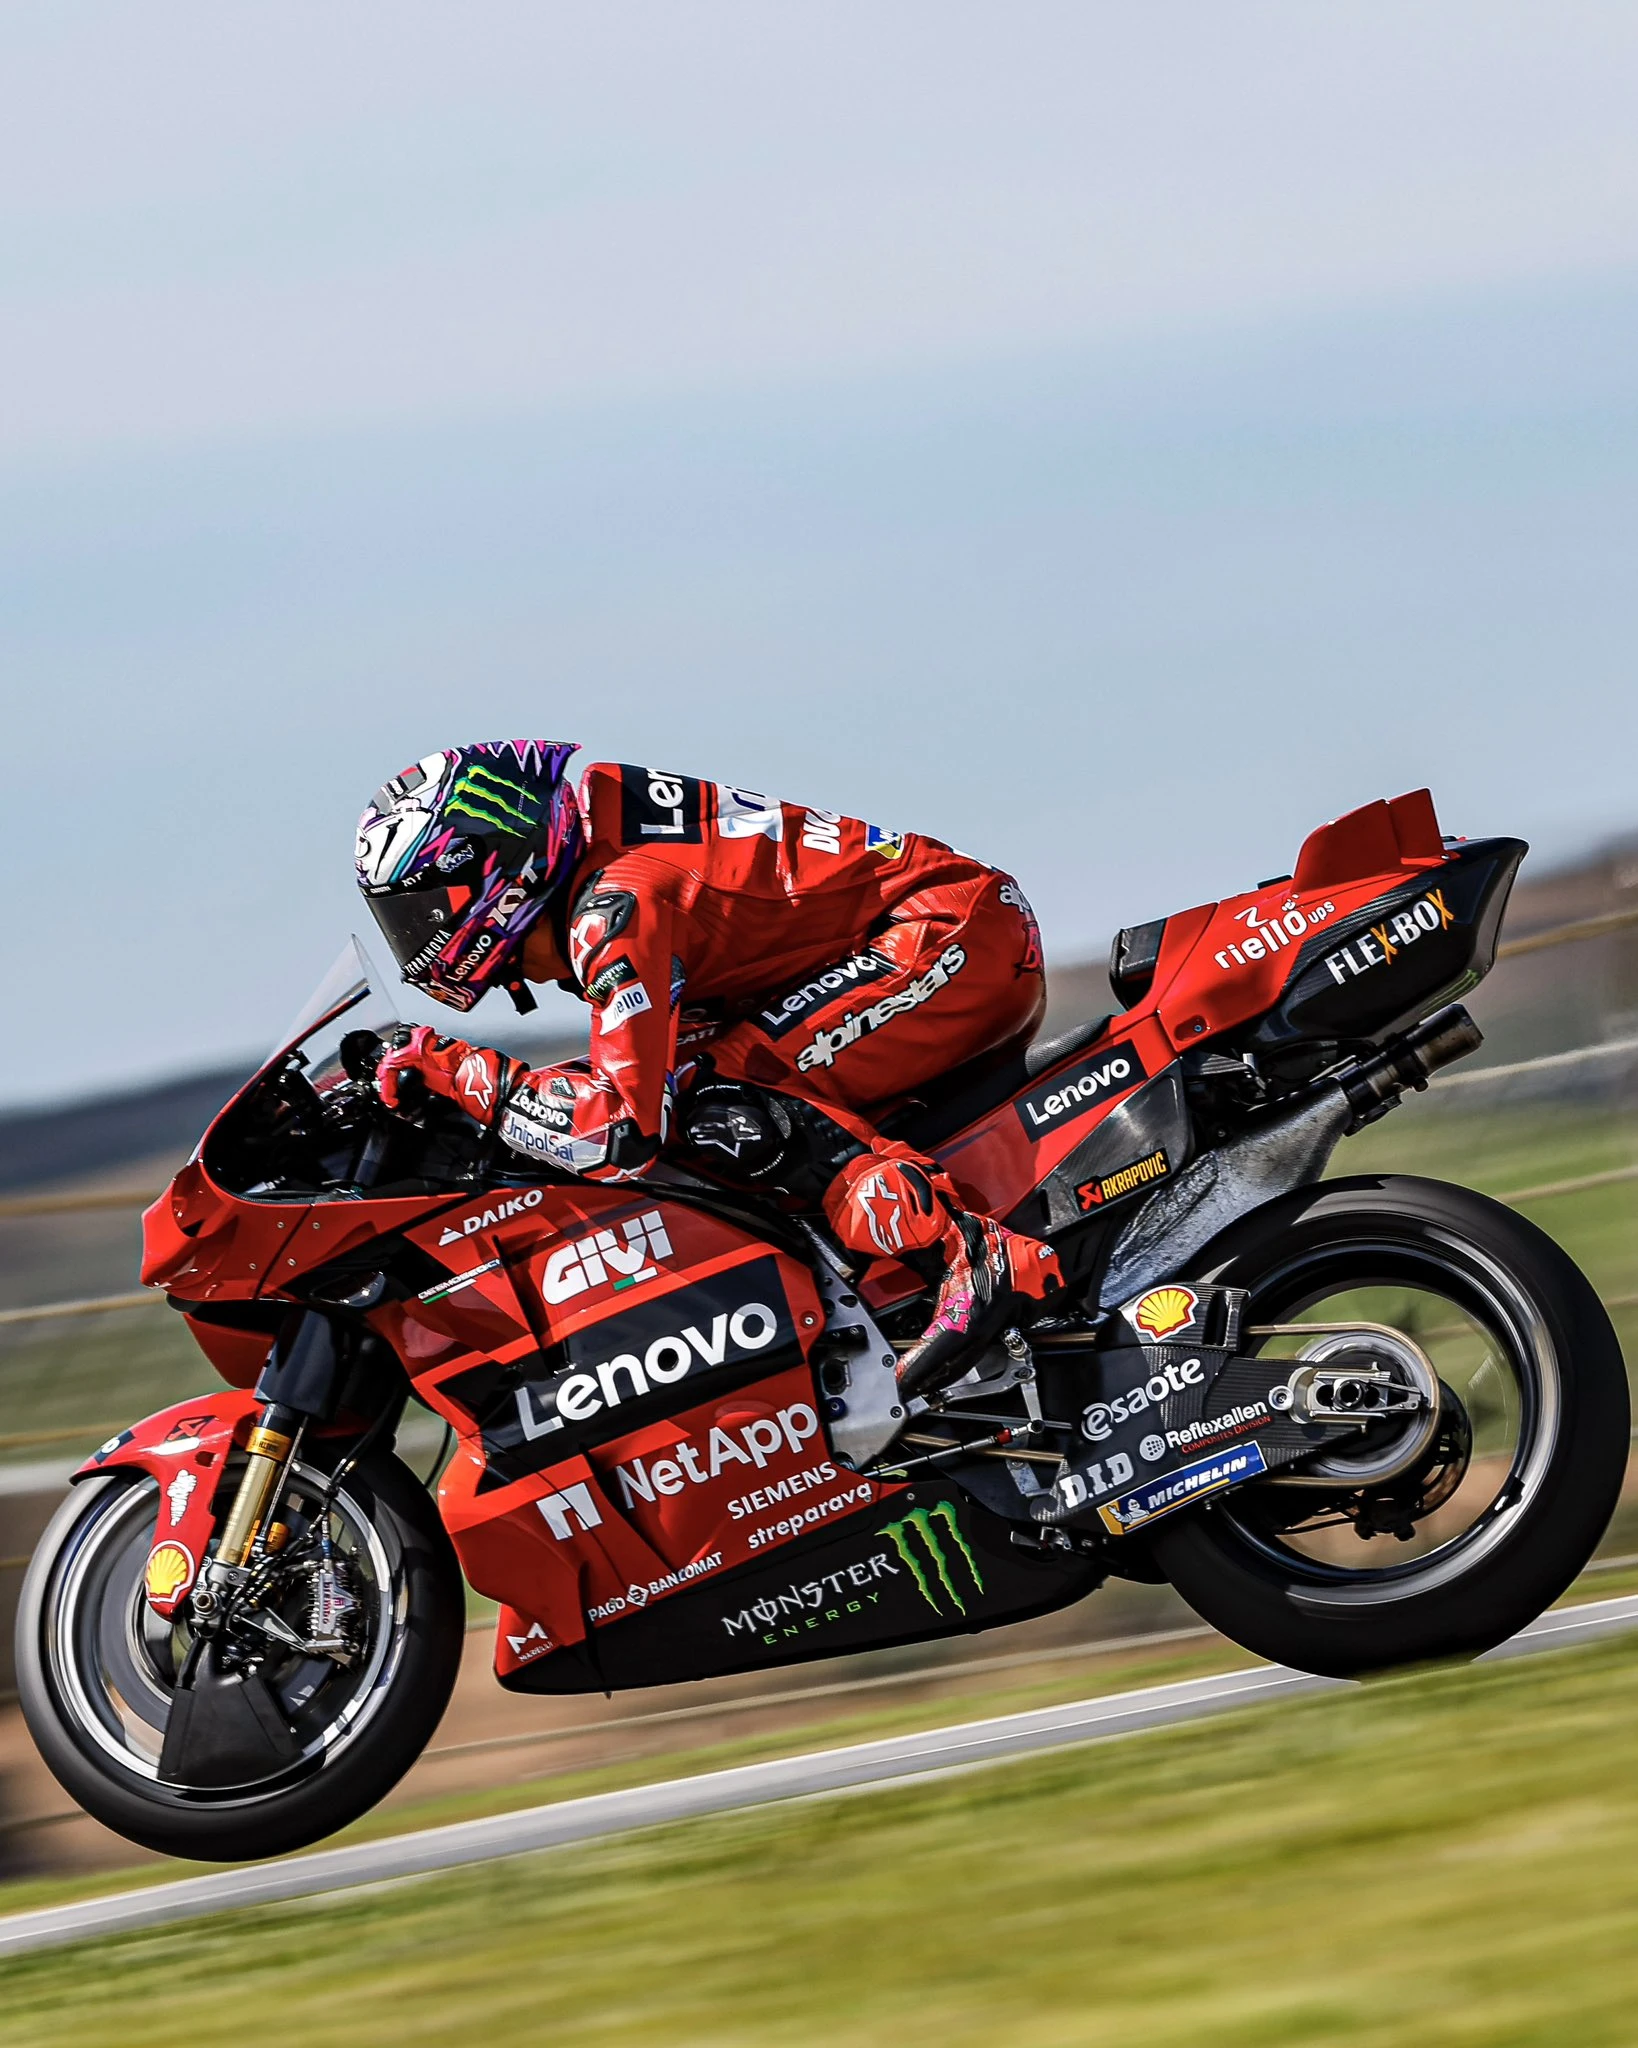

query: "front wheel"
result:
(1147, 1176), (1630, 1677)
(16, 1449), (464, 1860)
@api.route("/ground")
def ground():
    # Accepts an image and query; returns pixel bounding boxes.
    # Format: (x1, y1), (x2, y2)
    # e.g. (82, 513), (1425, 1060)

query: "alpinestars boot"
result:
(896, 1210), (1063, 1400)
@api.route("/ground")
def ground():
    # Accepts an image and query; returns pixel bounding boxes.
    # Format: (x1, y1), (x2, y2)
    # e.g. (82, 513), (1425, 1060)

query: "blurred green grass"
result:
(8, 1631), (1638, 2044)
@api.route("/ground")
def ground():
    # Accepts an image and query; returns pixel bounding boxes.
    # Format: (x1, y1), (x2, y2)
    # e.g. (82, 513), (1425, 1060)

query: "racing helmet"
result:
(355, 741), (585, 1012)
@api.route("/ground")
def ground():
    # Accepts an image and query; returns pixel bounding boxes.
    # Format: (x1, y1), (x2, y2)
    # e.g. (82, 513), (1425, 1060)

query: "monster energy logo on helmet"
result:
(881, 1501), (984, 1615)
(445, 762), (549, 836)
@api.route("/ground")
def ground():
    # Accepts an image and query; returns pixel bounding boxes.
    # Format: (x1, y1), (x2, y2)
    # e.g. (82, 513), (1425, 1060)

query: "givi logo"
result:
(543, 1212), (672, 1304)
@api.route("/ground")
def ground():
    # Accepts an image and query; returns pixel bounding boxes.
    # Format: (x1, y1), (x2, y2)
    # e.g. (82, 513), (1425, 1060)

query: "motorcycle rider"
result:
(355, 741), (1062, 1394)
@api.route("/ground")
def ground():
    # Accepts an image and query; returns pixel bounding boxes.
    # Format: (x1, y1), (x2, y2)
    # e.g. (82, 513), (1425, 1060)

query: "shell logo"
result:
(1131, 1286), (1198, 1343)
(144, 1541), (195, 1606)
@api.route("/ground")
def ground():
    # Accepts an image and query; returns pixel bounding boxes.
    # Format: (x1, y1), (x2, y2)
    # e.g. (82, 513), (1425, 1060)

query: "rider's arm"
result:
(523, 865), (683, 1179)
(376, 866), (684, 1182)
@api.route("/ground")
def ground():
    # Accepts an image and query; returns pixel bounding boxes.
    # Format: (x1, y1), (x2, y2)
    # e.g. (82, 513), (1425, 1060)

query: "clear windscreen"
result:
(266, 936), (407, 1101)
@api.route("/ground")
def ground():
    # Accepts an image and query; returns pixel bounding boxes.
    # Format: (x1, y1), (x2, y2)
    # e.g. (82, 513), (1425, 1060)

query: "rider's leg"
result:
(820, 1147), (1063, 1397)
(705, 869), (1063, 1392)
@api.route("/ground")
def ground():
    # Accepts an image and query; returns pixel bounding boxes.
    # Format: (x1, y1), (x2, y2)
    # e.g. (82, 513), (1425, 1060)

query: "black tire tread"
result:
(15, 1450), (465, 1861)
(1148, 1175), (1629, 1677)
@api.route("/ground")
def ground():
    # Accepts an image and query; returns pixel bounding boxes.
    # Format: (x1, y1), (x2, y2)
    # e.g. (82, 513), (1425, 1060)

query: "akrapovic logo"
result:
(438, 1186), (545, 1247)
(542, 1212), (673, 1304)
(1016, 1045), (1148, 1139)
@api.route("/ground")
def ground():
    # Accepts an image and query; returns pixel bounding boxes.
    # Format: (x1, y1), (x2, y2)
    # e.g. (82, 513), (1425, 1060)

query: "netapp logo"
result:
(1016, 1045), (1148, 1138)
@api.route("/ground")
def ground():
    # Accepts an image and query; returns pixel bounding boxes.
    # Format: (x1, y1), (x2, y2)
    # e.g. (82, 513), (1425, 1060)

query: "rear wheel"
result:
(16, 1450), (464, 1860)
(1147, 1176), (1629, 1676)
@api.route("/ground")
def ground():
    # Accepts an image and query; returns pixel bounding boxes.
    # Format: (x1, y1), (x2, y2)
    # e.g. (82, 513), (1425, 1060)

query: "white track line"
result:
(4, 1593), (1637, 1961)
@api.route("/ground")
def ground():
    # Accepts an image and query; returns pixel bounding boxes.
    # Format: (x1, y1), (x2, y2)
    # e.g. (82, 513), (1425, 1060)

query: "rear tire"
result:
(1147, 1176), (1629, 1677)
(16, 1450), (464, 1861)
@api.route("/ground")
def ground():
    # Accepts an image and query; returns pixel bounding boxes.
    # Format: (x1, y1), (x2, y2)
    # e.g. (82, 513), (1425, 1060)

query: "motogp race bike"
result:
(18, 789), (1629, 1860)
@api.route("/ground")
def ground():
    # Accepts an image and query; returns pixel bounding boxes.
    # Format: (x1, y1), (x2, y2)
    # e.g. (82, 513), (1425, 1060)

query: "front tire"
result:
(16, 1450), (464, 1860)
(1148, 1176), (1629, 1676)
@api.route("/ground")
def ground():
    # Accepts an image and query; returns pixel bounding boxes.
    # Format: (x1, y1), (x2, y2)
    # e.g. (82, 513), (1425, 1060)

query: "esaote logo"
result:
(543, 1212), (674, 1304)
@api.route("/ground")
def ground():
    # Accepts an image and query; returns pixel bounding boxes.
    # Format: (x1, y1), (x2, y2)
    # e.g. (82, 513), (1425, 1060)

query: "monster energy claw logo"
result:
(446, 763), (546, 834)
(881, 1501), (984, 1615)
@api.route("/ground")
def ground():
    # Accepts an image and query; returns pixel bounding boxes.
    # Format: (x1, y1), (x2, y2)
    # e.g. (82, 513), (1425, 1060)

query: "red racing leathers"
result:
(384, 764), (1056, 1318)
(504, 766), (1043, 1166)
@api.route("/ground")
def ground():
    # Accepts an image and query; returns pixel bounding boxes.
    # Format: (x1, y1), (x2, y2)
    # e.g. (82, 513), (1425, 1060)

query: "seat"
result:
(883, 1014), (1114, 1151)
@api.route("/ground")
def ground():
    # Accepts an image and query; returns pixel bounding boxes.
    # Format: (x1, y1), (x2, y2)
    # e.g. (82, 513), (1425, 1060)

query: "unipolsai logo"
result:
(880, 1501), (985, 1616)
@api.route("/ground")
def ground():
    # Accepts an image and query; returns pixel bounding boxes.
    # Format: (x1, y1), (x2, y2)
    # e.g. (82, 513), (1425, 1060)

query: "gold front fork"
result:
(214, 1412), (301, 1568)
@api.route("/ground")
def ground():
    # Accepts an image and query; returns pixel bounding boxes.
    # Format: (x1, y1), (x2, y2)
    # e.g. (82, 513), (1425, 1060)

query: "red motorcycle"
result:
(17, 790), (1628, 1860)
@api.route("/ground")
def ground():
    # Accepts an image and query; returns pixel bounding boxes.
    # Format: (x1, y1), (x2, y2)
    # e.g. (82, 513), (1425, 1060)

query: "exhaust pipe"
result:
(1335, 1003), (1483, 1128)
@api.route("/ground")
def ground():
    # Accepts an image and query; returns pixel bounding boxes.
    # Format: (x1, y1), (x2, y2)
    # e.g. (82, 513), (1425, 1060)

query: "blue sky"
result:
(5, 5), (1638, 1106)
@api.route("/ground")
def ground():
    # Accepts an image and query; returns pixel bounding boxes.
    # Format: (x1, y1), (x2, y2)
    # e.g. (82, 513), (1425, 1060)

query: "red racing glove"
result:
(374, 1026), (523, 1130)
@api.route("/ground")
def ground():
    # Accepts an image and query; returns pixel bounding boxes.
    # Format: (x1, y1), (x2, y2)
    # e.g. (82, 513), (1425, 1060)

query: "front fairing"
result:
(140, 939), (475, 1305)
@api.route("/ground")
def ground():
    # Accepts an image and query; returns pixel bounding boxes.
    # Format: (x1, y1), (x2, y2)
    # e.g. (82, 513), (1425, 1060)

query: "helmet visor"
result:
(365, 886), (468, 982)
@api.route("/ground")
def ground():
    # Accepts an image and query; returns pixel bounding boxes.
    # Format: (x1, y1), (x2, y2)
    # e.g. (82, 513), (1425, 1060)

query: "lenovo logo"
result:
(1015, 1045), (1148, 1138)
(515, 1287), (790, 1439)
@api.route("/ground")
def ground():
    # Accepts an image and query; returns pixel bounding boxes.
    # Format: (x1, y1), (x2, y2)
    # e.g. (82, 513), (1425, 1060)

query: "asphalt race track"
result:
(2, 1594), (1635, 1960)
